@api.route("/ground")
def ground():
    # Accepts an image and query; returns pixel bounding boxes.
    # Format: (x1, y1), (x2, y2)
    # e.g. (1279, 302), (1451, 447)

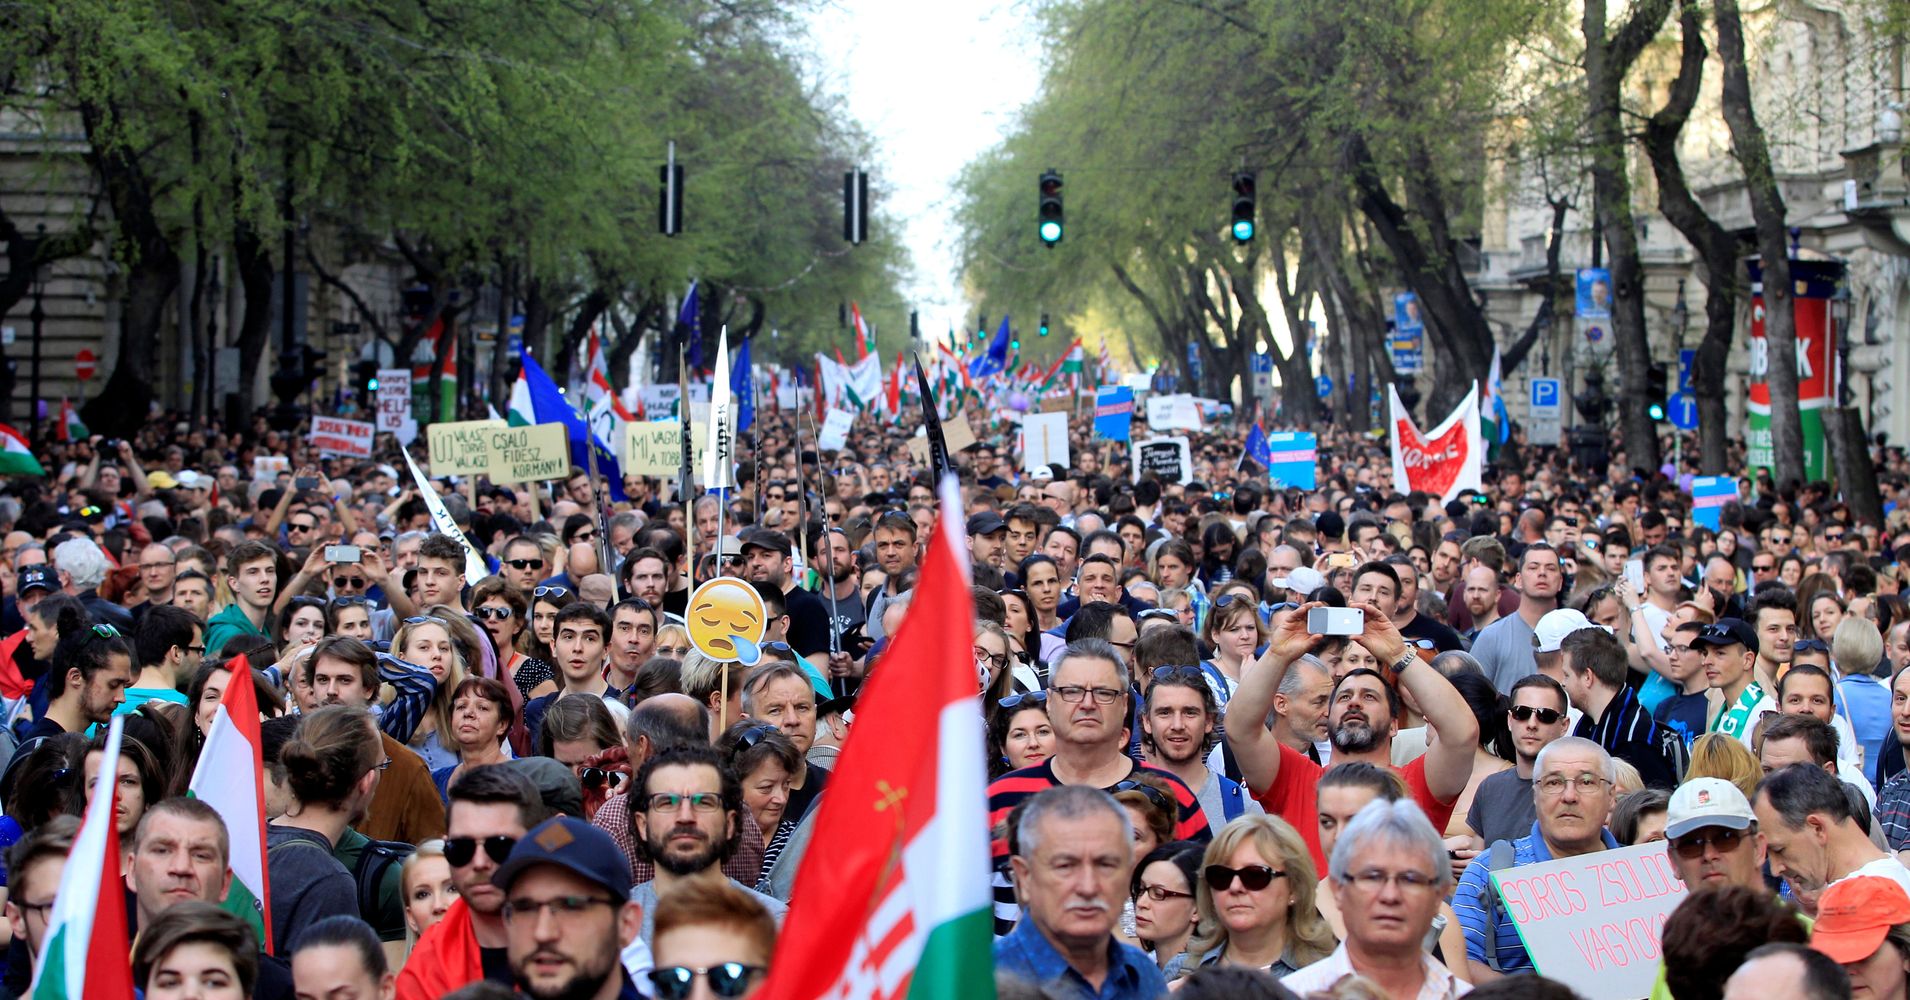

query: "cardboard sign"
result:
(624, 421), (683, 476)
(944, 411), (978, 453)
(1490, 841), (1688, 1000)
(1145, 393), (1202, 431)
(1690, 476), (1737, 530)
(818, 408), (855, 452)
(1133, 436), (1192, 485)
(311, 416), (375, 458)
(1039, 396), (1072, 413)
(1022, 412), (1070, 472)
(640, 384), (683, 417)
(1095, 385), (1134, 441)
(427, 419), (507, 477)
(375, 369), (416, 444)
(1265, 431), (1317, 490)
(251, 455), (290, 480)
(490, 423), (569, 483)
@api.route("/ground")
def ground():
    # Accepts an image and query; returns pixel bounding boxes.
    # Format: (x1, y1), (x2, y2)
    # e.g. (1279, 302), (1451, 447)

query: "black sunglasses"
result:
(1204, 863), (1283, 892)
(505, 558), (546, 570)
(1113, 778), (1176, 816)
(443, 835), (517, 867)
(1510, 705), (1566, 725)
(648, 964), (765, 1000)
(1793, 639), (1830, 654)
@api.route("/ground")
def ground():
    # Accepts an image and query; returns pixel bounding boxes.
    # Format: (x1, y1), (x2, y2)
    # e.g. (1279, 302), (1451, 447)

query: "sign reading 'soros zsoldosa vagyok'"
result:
(1490, 841), (1688, 1000)
(426, 420), (569, 483)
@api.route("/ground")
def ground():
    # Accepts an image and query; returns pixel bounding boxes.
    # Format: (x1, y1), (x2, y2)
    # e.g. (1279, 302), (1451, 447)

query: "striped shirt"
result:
(1573, 685), (1688, 789)
(1453, 821), (1621, 974)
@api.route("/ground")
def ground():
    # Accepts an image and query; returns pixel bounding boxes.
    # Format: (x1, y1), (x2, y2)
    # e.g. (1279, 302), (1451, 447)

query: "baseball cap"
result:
(714, 534), (747, 560)
(1533, 608), (1609, 653)
(146, 471), (178, 490)
(175, 470), (208, 490)
(491, 815), (632, 899)
(1028, 466), (1055, 483)
(1690, 617), (1759, 655)
(1664, 777), (1757, 840)
(17, 565), (55, 595)
(1810, 876), (1910, 964)
(738, 528), (791, 556)
(1273, 566), (1326, 596)
(966, 512), (1007, 536)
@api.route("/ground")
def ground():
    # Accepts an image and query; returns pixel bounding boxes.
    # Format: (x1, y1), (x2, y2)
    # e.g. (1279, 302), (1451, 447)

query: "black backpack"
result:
(350, 837), (415, 924)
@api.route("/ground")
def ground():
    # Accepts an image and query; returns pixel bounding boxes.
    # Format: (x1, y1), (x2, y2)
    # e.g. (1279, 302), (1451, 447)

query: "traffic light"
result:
(1039, 313), (1050, 337)
(1038, 169), (1064, 246)
(354, 360), (378, 398)
(1231, 172), (1257, 242)
(1574, 370), (1612, 424)
(1011, 336), (1021, 352)
(843, 167), (869, 245)
(1645, 362), (1670, 422)
(659, 142), (683, 237)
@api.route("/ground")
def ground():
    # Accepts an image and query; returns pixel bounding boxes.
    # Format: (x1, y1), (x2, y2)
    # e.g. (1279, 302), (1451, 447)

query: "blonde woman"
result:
(390, 615), (467, 771)
(1184, 815), (1336, 978)
(1202, 597), (1265, 696)
(399, 839), (456, 958)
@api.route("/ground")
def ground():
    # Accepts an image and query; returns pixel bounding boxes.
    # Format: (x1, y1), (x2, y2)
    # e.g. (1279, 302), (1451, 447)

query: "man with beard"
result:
(739, 528), (831, 671)
(629, 743), (786, 945)
(493, 816), (645, 1000)
(1227, 600), (1479, 871)
(807, 526), (866, 679)
(1139, 667), (1263, 824)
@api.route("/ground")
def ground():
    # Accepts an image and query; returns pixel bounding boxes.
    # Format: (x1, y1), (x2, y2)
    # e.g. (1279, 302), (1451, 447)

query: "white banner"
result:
(818, 408), (855, 452)
(1021, 412), (1070, 472)
(311, 416), (374, 458)
(398, 447), (490, 584)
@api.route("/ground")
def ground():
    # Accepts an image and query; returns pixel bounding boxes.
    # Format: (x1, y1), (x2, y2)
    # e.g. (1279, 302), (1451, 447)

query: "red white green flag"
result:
(758, 478), (993, 1000)
(852, 301), (874, 360)
(188, 652), (273, 950)
(30, 717), (133, 1000)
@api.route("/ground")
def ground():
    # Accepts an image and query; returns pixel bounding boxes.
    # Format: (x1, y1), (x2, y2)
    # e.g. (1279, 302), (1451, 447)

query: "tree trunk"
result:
(1715, 0), (1805, 489)
(490, 257), (517, 407)
(232, 224), (277, 408)
(1641, 0), (1743, 474)
(1584, 0), (1672, 476)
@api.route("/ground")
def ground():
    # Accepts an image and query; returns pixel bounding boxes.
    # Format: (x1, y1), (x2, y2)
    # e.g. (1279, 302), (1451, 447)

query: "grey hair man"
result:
(1284, 798), (1464, 998)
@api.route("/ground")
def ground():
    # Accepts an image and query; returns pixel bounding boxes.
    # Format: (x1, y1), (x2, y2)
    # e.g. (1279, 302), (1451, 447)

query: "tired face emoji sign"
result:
(687, 576), (766, 663)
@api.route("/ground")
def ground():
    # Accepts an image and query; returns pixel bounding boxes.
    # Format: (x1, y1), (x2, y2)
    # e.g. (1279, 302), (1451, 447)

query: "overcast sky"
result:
(802, 0), (1041, 341)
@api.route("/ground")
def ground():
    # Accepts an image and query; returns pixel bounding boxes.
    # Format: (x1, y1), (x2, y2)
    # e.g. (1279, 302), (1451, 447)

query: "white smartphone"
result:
(1624, 558), (1645, 594)
(1307, 606), (1365, 636)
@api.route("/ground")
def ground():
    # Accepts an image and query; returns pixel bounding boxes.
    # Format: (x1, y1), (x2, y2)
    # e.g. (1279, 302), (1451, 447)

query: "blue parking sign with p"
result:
(1531, 379), (1559, 408)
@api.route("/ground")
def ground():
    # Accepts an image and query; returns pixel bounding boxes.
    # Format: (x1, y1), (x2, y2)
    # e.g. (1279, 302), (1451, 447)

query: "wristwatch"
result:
(1389, 651), (1419, 676)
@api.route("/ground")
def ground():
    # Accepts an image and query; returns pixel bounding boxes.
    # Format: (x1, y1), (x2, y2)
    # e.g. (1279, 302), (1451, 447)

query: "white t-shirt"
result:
(1839, 856), (1910, 898)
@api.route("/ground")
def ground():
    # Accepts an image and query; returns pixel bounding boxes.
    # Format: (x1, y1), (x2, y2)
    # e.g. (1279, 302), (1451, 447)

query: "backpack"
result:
(269, 834), (414, 930)
(1480, 839), (1519, 972)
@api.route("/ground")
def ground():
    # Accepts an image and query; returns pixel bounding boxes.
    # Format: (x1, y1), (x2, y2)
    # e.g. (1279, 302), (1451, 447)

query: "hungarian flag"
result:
(0, 424), (45, 477)
(188, 653), (272, 950)
(584, 329), (637, 447)
(758, 479), (993, 1000)
(55, 400), (86, 443)
(30, 717), (134, 999)
(1479, 345), (1510, 460)
(851, 301), (874, 360)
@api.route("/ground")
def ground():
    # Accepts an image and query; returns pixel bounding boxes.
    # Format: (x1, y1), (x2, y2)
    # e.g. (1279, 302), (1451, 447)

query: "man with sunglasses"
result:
(1645, 777), (1792, 999)
(650, 880), (777, 1000)
(499, 536), (549, 592)
(398, 764), (550, 1000)
(1464, 674), (1572, 848)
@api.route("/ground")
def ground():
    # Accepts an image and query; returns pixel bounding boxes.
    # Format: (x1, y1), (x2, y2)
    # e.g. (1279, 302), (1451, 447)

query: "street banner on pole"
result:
(1388, 382), (1484, 503)
(1690, 476), (1737, 530)
(1747, 259), (1840, 483)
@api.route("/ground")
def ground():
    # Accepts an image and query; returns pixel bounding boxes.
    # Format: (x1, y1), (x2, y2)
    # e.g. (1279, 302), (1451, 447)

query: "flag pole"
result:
(679, 341), (695, 593)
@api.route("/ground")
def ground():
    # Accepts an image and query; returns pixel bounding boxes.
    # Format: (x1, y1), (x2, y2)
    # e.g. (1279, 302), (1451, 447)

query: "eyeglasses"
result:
(973, 646), (1008, 671)
(1825, 532), (1846, 543)
(505, 558), (546, 571)
(12, 899), (52, 922)
(1670, 827), (1748, 859)
(1537, 773), (1611, 797)
(1204, 863), (1284, 892)
(997, 690), (1048, 710)
(374, 756), (394, 771)
(1793, 639), (1829, 654)
(534, 586), (571, 600)
(648, 964), (766, 1000)
(502, 895), (617, 924)
(474, 607), (515, 621)
(1114, 779), (1176, 816)
(1134, 883), (1195, 902)
(443, 835), (517, 867)
(647, 792), (724, 814)
(1509, 705), (1565, 725)
(1342, 868), (1441, 895)
(1052, 685), (1123, 705)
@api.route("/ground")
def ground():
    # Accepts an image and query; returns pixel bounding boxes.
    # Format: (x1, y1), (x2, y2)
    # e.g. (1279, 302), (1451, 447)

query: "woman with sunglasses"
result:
(390, 616), (468, 771)
(1131, 840), (1205, 976)
(429, 676), (516, 806)
(470, 578), (557, 701)
(1183, 815), (1334, 978)
(1114, 774), (1179, 862)
(720, 721), (803, 890)
(986, 692), (1053, 779)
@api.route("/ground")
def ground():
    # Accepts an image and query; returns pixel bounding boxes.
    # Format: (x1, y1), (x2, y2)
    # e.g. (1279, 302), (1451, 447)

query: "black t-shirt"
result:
(783, 587), (832, 658)
(808, 580), (867, 649)
(481, 945), (514, 985)
(1400, 613), (1466, 653)
(787, 762), (832, 823)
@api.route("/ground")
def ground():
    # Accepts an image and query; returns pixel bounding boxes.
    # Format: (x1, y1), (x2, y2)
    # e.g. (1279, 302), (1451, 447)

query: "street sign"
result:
(1252, 352), (1273, 400)
(74, 349), (96, 381)
(1315, 374), (1333, 398)
(1528, 377), (1562, 446)
(1678, 348), (1695, 394)
(1669, 391), (1698, 430)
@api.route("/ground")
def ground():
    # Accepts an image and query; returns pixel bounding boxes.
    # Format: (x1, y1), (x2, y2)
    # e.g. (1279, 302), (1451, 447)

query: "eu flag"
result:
(517, 349), (627, 502)
(732, 335), (754, 433)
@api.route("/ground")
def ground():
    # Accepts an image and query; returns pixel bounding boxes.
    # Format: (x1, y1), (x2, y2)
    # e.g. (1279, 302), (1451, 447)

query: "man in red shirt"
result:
(1227, 601), (1478, 870)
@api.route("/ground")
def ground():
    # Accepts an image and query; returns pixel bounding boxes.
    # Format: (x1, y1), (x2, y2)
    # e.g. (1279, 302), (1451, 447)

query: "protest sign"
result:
(1387, 383), (1483, 503)
(1491, 841), (1688, 1000)
(641, 384), (683, 417)
(311, 416), (374, 458)
(1133, 436), (1192, 485)
(818, 408), (855, 451)
(251, 455), (289, 480)
(624, 421), (683, 476)
(489, 423), (569, 483)
(1022, 412), (1070, 472)
(376, 370), (416, 443)
(1265, 431), (1317, 490)
(1094, 385), (1134, 441)
(1145, 393), (1202, 431)
(944, 412), (978, 452)
(1690, 476), (1737, 530)
(427, 419), (506, 477)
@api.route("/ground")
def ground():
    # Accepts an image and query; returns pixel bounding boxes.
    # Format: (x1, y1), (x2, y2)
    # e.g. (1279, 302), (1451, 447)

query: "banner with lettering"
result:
(311, 416), (374, 458)
(1094, 385), (1134, 441)
(1746, 259), (1840, 483)
(1689, 476), (1737, 530)
(1265, 431), (1317, 490)
(1388, 382), (1483, 503)
(1490, 841), (1688, 1000)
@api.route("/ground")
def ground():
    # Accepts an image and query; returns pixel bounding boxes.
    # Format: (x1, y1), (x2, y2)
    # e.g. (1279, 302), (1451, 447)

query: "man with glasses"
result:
(1454, 736), (1622, 979)
(499, 536), (548, 592)
(398, 764), (550, 999)
(492, 815), (646, 1000)
(1652, 619), (1714, 748)
(629, 744), (786, 945)
(3, 817), (77, 992)
(122, 605), (201, 717)
(1695, 617), (1771, 748)
(1464, 674), (1572, 847)
(129, 542), (177, 623)
(1663, 777), (1768, 891)
(650, 880), (778, 1000)
(1750, 551), (1780, 587)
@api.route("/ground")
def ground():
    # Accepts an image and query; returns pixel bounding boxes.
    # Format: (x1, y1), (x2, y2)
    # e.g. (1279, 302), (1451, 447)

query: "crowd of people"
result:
(0, 404), (1907, 999)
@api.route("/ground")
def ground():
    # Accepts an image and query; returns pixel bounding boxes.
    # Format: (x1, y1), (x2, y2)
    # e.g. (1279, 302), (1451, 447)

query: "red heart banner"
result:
(1389, 382), (1484, 502)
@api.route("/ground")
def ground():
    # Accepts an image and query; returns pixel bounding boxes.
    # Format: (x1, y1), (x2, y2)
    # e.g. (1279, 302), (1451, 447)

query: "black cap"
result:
(1691, 617), (1759, 655)
(503, 757), (584, 820)
(492, 816), (632, 899)
(966, 512), (1007, 536)
(16, 565), (54, 595)
(739, 528), (791, 555)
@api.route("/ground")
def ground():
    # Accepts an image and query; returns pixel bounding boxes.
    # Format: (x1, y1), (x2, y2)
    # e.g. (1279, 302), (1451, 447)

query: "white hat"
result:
(1533, 608), (1610, 653)
(1274, 566), (1327, 596)
(1028, 466), (1055, 483)
(1664, 777), (1757, 840)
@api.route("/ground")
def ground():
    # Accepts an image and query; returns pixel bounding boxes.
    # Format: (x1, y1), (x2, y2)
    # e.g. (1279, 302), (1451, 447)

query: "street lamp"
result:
(29, 224), (45, 435)
(1880, 102), (1904, 147)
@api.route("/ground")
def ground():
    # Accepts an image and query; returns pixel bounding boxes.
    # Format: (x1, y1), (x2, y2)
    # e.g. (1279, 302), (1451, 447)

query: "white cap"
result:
(1274, 566), (1327, 596)
(1664, 777), (1757, 840)
(1028, 466), (1055, 483)
(1533, 608), (1610, 653)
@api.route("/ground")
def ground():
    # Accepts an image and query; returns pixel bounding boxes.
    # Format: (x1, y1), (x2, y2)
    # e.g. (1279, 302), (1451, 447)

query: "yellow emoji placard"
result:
(687, 576), (767, 663)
